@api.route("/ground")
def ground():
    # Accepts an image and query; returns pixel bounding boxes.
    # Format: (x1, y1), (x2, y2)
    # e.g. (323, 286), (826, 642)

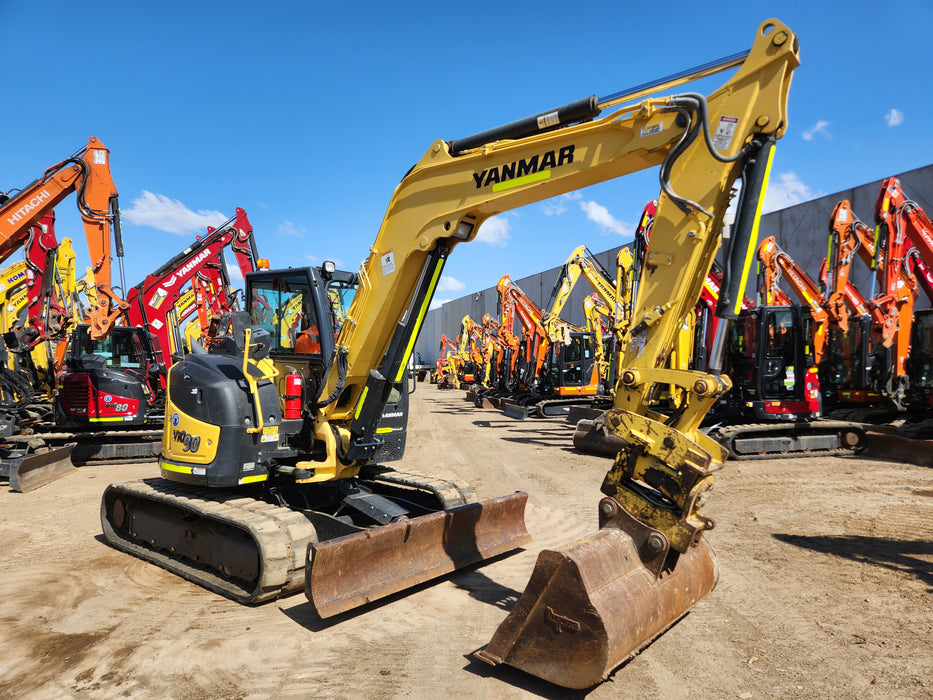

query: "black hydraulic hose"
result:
(312, 347), (348, 409)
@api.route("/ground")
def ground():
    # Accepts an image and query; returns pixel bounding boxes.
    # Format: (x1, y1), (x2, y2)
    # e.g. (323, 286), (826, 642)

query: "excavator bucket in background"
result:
(475, 498), (719, 689)
(306, 491), (531, 618)
(5, 443), (77, 493)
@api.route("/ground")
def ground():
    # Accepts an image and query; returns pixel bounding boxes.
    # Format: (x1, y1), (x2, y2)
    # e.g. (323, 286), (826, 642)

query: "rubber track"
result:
(710, 420), (867, 461)
(533, 397), (608, 417)
(360, 465), (479, 507)
(102, 468), (480, 604)
(101, 478), (315, 604)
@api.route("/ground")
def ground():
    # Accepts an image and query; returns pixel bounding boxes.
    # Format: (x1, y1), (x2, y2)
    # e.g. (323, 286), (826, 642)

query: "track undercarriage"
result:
(101, 465), (530, 616)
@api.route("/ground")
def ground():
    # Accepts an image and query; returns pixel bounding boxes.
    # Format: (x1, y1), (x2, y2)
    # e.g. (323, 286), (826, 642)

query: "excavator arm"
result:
(123, 207), (258, 370)
(321, 22), (797, 493)
(293, 19), (798, 688)
(0, 137), (126, 338)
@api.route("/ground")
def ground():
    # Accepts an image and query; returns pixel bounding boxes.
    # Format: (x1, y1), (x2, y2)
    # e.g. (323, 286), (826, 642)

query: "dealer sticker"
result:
(640, 123), (663, 137)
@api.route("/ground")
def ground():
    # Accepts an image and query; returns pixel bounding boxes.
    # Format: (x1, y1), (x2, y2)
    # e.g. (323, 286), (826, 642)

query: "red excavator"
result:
(703, 238), (864, 458)
(56, 207), (259, 429)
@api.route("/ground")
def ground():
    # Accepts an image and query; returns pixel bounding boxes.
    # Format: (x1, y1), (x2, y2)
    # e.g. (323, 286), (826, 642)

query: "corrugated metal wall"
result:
(414, 164), (933, 364)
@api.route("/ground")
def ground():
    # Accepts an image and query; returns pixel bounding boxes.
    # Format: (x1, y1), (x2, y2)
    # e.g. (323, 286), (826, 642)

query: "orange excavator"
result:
(874, 178), (933, 410)
(757, 235), (829, 361)
(0, 138), (128, 490)
(101, 21), (799, 689)
(822, 195), (926, 412)
(472, 283), (523, 407)
(0, 137), (126, 339)
(433, 332), (462, 387)
(495, 273), (602, 418)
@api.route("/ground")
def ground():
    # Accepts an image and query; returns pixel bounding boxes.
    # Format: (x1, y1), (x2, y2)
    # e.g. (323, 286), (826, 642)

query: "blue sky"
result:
(2, 2), (931, 309)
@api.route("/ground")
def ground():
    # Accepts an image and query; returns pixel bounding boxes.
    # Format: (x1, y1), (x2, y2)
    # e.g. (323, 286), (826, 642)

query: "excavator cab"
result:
(821, 314), (881, 408)
(57, 324), (166, 427)
(717, 306), (819, 420)
(245, 265), (408, 462)
(906, 309), (933, 408)
(543, 330), (600, 397)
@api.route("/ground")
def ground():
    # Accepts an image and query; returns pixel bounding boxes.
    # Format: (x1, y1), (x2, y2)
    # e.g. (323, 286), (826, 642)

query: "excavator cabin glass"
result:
(249, 273), (321, 354)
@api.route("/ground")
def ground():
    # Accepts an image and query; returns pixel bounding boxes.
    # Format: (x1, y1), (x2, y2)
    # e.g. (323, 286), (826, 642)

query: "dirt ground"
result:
(1, 387), (931, 699)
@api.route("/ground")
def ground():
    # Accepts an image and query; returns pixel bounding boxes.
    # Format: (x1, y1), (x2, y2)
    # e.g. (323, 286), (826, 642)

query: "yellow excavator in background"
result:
(102, 20), (798, 690)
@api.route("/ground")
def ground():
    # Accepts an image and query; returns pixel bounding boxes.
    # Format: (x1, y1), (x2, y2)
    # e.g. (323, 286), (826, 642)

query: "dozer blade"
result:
(10, 443), (78, 493)
(501, 400), (529, 420)
(475, 520), (718, 689)
(306, 491), (531, 618)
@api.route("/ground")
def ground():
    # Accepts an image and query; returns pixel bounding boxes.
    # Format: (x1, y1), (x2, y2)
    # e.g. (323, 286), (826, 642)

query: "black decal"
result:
(500, 162), (515, 182)
(473, 170), (487, 188)
(484, 168), (501, 187)
(558, 145), (575, 166)
(540, 150), (556, 170)
(517, 155), (539, 177)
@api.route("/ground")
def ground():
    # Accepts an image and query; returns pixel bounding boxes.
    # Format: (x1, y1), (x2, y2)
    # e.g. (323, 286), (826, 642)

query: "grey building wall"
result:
(414, 165), (933, 364)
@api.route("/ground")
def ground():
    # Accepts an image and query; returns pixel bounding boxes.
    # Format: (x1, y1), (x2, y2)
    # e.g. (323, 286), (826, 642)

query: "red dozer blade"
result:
(306, 491), (531, 618)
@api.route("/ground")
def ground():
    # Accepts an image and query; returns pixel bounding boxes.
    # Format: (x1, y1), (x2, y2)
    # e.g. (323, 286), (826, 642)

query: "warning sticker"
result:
(537, 111), (561, 130)
(713, 116), (739, 151)
(148, 288), (168, 309)
(381, 250), (396, 276)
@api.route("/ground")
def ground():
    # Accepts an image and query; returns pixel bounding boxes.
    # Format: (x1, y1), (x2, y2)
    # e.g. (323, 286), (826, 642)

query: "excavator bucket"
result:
(475, 499), (719, 689)
(8, 443), (77, 493)
(306, 491), (531, 618)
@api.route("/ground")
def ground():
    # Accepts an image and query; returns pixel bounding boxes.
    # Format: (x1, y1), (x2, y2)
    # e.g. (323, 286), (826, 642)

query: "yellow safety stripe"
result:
(734, 143), (775, 316)
(161, 461), (192, 474)
(493, 169), (550, 192)
(354, 386), (370, 420)
(394, 260), (445, 383)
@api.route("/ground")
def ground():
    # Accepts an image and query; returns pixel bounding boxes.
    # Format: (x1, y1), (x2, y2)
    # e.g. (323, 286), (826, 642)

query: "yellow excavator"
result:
(102, 20), (798, 690)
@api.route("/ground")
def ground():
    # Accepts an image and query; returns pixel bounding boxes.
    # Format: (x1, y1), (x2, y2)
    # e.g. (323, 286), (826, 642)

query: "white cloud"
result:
(122, 191), (227, 234)
(885, 108), (904, 127)
(429, 297), (450, 310)
(437, 276), (465, 292)
(579, 200), (634, 236)
(475, 215), (511, 246)
(278, 221), (305, 237)
(762, 171), (822, 213)
(802, 120), (831, 141)
(542, 192), (582, 216)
